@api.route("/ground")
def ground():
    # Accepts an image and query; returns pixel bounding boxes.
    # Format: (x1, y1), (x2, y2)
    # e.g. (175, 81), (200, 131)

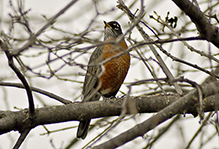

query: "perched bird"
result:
(77, 21), (130, 139)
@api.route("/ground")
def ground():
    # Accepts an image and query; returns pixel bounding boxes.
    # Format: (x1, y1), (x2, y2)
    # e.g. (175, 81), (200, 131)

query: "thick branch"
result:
(0, 81), (219, 135)
(92, 80), (219, 149)
(172, 0), (219, 48)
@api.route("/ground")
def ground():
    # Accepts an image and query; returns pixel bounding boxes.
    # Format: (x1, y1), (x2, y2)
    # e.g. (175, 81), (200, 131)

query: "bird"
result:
(76, 21), (130, 139)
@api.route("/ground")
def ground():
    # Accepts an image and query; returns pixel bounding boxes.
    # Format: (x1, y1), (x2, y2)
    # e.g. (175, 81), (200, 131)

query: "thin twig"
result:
(30, 36), (204, 70)
(117, 0), (183, 95)
(13, 129), (30, 149)
(174, 77), (204, 119)
(143, 115), (180, 149)
(127, 38), (166, 94)
(92, 81), (219, 149)
(11, 0), (79, 56)
(185, 112), (213, 149)
(0, 40), (35, 114)
(172, 0), (219, 48)
(0, 81), (71, 104)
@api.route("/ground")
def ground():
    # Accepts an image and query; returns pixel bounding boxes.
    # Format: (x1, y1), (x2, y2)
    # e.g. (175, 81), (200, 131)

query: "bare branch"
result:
(185, 112), (213, 149)
(13, 129), (30, 149)
(92, 80), (219, 149)
(117, 0), (183, 95)
(0, 81), (71, 104)
(172, 0), (219, 48)
(0, 80), (219, 136)
(1, 0), (219, 148)
(11, 0), (79, 56)
(0, 40), (35, 114)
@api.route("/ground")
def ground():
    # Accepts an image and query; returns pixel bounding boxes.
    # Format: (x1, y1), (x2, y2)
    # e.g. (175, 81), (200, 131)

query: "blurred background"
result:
(0, 0), (218, 148)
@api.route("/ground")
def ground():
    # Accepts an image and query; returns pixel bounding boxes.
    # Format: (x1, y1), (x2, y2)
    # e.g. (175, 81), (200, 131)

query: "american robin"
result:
(77, 21), (130, 139)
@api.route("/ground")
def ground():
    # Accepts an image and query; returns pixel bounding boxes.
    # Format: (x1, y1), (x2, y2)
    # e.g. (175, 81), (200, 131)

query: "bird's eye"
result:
(113, 23), (120, 28)
(112, 23), (120, 31)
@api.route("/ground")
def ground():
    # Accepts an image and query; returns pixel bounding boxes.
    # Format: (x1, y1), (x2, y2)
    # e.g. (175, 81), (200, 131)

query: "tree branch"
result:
(0, 40), (35, 114)
(0, 81), (219, 136)
(172, 0), (219, 48)
(11, 0), (79, 56)
(0, 81), (71, 104)
(92, 80), (219, 149)
(117, 0), (183, 95)
(13, 129), (30, 149)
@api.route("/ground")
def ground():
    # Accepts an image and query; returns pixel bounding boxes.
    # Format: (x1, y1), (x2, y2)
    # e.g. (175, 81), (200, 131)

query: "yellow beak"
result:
(103, 21), (112, 28)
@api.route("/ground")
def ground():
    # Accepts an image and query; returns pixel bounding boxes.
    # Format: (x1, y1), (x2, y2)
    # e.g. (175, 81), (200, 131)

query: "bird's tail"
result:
(77, 120), (91, 139)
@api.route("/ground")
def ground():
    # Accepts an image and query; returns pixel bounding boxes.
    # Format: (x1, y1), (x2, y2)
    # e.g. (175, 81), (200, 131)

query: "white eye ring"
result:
(113, 23), (119, 28)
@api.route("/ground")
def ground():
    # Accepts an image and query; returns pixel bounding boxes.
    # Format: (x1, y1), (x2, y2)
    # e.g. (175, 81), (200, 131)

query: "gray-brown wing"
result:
(82, 45), (104, 102)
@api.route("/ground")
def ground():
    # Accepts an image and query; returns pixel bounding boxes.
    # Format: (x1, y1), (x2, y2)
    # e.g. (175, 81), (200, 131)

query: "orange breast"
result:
(99, 38), (130, 96)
